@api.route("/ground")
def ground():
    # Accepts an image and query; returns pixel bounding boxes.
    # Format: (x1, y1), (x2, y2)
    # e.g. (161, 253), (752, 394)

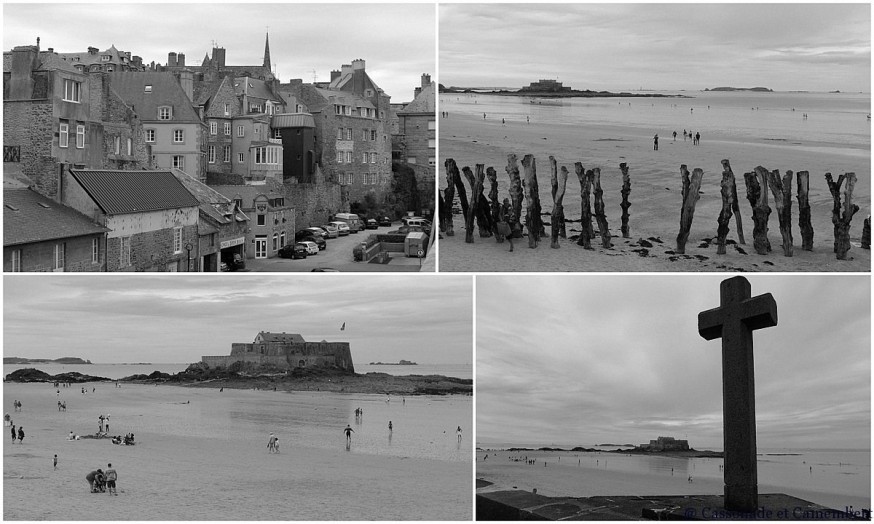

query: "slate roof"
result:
(169, 169), (249, 226)
(234, 76), (282, 103)
(257, 332), (306, 344)
(4, 188), (108, 246)
(398, 82), (435, 114)
(210, 180), (285, 209)
(272, 113), (315, 129)
(304, 86), (375, 114)
(108, 71), (200, 122)
(68, 169), (199, 215)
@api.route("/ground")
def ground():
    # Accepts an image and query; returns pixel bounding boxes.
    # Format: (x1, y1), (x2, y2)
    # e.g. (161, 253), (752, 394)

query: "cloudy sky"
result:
(477, 275), (870, 450)
(4, 275), (472, 366)
(440, 3), (871, 93)
(3, 3), (435, 103)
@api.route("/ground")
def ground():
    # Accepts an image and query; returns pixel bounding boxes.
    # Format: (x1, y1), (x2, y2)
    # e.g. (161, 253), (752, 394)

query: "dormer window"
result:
(101, 55), (111, 62)
(158, 106), (172, 120)
(365, 89), (373, 97)
(62, 79), (82, 103)
(144, 85), (152, 93)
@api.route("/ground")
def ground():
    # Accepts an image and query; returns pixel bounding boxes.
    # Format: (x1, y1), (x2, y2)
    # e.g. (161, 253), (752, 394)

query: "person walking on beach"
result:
(17, 426), (24, 444)
(526, 115), (530, 124)
(10, 424), (16, 443)
(483, 113), (486, 120)
(672, 130), (677, 141)
(54, 454), (58, 470)
(388, 421), (393, 432)
(105, 463), (118, 495)
(683, 129), (688, 141)
(344, 424), (355, 443)
(501, 118), (505, 126)
(105, 415), (109, 432)
(456, 426), (463, 442)
(653, 134), (659, 151)
(267, 433), (277, 453)
(695, 131), (700, 145)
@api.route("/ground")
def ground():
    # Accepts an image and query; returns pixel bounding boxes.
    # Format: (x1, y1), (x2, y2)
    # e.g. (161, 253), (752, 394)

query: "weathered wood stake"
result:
(453, 162), (470, 225)
(766, 169), (794, 257)
(676, 165), (703, 254)
(443, 159), (458, 236)
(863, 215), (870, 250)
(574, 163), (594, 250)
(716, 168), (734, 255)
(461, 166), (477, 243)
(722, 160), (745, 244)
(521, 154), (541, 248)
(592, 168), (611, 248)
(474, 165), (494, 238)
(795, 171), (813, 251)
(487, 167), (503, 243)
(826, 172), (859, 260)
(743, 167), (772, 255)
(551, 162), (568, 249)
(549, 157), (567, 239)
(506, 154), (524, 238)
(619, 163), (631, 238)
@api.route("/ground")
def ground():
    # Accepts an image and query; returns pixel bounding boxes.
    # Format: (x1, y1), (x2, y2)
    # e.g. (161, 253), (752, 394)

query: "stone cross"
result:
(698, 276), (777, 512)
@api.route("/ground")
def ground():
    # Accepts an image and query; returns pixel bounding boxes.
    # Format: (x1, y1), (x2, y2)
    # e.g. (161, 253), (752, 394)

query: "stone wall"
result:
(106, 223), (197, 272)
(3, 100), (58, 198)
(3, 235), (104, 272)
(207, 340), (354, 372)
(284, 165), (345, 228)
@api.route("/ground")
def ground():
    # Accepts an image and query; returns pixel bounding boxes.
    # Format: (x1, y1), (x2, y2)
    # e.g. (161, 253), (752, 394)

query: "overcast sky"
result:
(440, 3), (871, 93)
(3, 3), (435, 103)
(477, 275), (870, 450)
(3, 275), (472, 366)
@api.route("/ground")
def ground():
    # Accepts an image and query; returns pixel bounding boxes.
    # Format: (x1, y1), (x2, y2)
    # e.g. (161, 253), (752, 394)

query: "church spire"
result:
(263, 32), (271, 70)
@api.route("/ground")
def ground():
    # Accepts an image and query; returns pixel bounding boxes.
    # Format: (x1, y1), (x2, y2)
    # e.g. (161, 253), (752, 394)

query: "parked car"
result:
(402, 217), (432, 235)
(366, 218), (379, 229)
(330, 221), (351, 236)
(220, 253), (246, 271)
(278, 244), (308, 259)
(311, 267), (341, 272)
(305, 227), (328, 238)
(334, 212), (363, 232)
(294, 230), (326, 250)
(319, 224), (339, 238)
(378, 216), (392, 227)
(298, 241), (319, 255)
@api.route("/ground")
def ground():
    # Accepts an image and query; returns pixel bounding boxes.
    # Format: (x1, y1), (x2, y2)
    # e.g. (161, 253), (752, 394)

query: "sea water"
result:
(441, 91), (870, 154)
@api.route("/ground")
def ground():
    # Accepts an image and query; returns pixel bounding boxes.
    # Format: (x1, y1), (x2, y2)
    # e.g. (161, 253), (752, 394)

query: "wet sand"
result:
(4, 382), (472, 520)
(438, 113), (870, 271)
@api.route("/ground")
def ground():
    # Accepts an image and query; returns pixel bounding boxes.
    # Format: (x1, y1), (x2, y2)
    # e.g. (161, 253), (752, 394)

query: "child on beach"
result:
(344, 424), (355, 442)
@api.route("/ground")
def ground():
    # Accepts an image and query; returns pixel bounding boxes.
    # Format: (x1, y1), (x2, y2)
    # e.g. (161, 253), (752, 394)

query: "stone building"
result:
(211, 181), (294, 259)
(520, 79), (571, 92)
(393, 74), (436, 214)
(202, 331), (355, 372)
(638, 436), (690, 452)
(62, 169), (200, 272)
(55, 44), (146, 73)
(4, 176), (108, 272)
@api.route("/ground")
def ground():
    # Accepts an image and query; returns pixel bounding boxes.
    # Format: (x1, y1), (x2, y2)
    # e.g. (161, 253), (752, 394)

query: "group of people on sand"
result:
(86, 464), (118, 495)
(10, 423), (24, 443)
(267, 433), (280, 453)
(98, 414), (111, 433)
(655, 130), (701, 149)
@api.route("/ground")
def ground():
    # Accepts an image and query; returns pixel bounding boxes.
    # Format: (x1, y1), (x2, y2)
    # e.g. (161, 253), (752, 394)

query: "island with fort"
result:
(478, 436), (722, 458)
(439, 80), (690, 98)
(4, 331), (471, 396)
(4, 357), (91, 365)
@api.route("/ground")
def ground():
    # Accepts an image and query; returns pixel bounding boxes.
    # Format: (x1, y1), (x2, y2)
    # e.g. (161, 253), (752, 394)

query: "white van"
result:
(402, 216), (432, 230)
(333, 213), (363, 233)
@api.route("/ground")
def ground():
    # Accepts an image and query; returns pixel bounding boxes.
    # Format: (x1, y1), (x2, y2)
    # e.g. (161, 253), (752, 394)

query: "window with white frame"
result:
(428, 138), (436, 148)
(144, 129), (155, 142)
(335, 105), (342, 115)
(208, 145), (216, 163)
(224, 103), (230, 116)
(11, 249), (21, 272)
(62, 79), (81, 102)
(210, 121), (217, 135)
(92, 238), (100, 264)
(101, 55), (111, 62)
(127, 138), (132, 155)
(238, 153), (244, 163)
(408, 156), (417, 164)
(345, 151), (352, 163)
(173, 227), (183, 254)
(272, 233), (278, 251)
(337, 151), (343, 163)
(428, 120), (436, 131)
(345, 106), (352, 116)
(158, 106), (172, 120)
(336, 128), (343, 140)
(76, 125), (85, 148)
(362, 129), (368, 140)
(346, 129), (352, 140)
(428, 157), (436, 166)
(173, 129), (184, 143)
(223, 146), (231, 163)
(120, 236), (131, 267)
(53, 243), (65, 272)
(274, 128), (282, 139)
(280, 232), (286, 247)
(224, 122), (231, 135)
(144, 85), (152, 93)
(114, 136), (120, 154)
(362, 153), (368, 164)
(237, 126), (244, 137)
(370, 130), (377, 140)
(59, 122), (69, 148)
(173, 156), (184, 169)
(371, 152), (377, 164)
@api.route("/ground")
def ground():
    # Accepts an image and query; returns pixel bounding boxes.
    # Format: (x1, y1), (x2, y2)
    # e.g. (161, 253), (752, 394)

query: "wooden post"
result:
(461, 166), (485, 243)
(826, 172), (859, 260)
(443, 159), (458, 236)
(574, 163), (594, 250)
(437, 190), (446, 233)
(716, 168), (734, 255)
(619, 162), (631, 238)
(474, 165), (494, 238)
(743, 167), (772, 255)
(550, 162), (568, 249)
(487, 167), (503, 243)
(592, 168), (611, 248)
(549, 157), (567, 239)
(766, 169), (794, 257)
(521, 154), (540, 248)
(453, 163), (470, 225)
(676, 165), (703, 254)
(795, 171), (814, 251)
(721, 160), (744, 244)
(506, 154), (524, 238)
(863, 215), (870, 250)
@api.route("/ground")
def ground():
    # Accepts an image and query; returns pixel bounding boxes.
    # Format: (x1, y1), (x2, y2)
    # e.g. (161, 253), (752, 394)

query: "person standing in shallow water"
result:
(456, 426), (463, 442)
(344, 424), (355, 442)
(653, 134), (658, 151)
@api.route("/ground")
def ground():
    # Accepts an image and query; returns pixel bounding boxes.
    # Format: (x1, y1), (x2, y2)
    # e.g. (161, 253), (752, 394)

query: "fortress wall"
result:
(204, 340), (354, 372)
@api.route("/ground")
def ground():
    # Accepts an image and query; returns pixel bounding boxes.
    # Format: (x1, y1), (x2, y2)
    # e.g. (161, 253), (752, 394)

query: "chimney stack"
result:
(178, 53), (185, 67)
(421, 73), (431, 87)
(9, 45), (40, 99)
(168, 52), (177, 67)
(330, 70), (341, 82)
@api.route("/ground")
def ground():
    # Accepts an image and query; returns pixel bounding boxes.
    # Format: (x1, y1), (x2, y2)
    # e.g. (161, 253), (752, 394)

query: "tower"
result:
(263, 32), (271, 70)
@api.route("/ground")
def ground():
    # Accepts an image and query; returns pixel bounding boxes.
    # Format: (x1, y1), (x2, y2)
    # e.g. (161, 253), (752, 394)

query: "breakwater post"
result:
(744, 167), (772, 255)
(592, 168), (612, 248)
(721, 160), (745, 244)
(550, 160), (568, 249)
(676, 165), (703, 254)
(862, 215), (870, 250)
(826, 172), (859, 260)
(619, 162), (631, 238)
(521, 154), (541, 248)
(452, 162), (470, 231)
(474, 165), (494, 238)
(487, 167), (503, 243)
(716, 167), (735, 255)
(443, 159), (458, 236)
(767, 169), (794, 257)
(549, 157), (567, 240)
(506, 154), (524, 238)
(796, 170), (814, 250)
(462, 166), (477, 243)
(574, 163), (594, 249)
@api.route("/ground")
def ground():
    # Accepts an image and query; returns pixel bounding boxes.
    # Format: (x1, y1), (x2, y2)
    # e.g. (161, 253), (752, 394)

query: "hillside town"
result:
(3, 35), (435, 271)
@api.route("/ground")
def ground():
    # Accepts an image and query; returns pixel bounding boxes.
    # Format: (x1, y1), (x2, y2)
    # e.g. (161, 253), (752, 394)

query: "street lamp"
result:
(185, 243), (193, 272)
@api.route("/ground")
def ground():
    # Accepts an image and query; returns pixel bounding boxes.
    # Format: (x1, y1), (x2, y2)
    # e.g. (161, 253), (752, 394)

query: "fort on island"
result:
(519, 79), (571, 93)
(201, 331), (355, 373)
(637, 436), (690, 452)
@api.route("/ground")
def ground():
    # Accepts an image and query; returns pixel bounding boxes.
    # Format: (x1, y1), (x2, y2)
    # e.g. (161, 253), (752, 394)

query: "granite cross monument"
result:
(698, 276), (778, 512)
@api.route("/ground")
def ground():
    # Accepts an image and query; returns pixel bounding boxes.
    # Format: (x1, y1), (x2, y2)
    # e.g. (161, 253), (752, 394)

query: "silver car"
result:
(319, 224), (339, 238)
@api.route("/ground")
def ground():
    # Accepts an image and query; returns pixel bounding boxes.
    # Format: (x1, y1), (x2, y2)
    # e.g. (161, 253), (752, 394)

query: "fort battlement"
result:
(201, 331), (354, 372)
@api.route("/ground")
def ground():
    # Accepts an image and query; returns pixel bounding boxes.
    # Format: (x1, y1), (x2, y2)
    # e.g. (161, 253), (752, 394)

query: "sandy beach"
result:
(438, 110), (870, 272)
(4, 382), (472, 520)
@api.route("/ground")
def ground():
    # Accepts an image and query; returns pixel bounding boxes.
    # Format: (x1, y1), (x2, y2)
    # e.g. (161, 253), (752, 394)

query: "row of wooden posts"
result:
(439, 155), (869, 260)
